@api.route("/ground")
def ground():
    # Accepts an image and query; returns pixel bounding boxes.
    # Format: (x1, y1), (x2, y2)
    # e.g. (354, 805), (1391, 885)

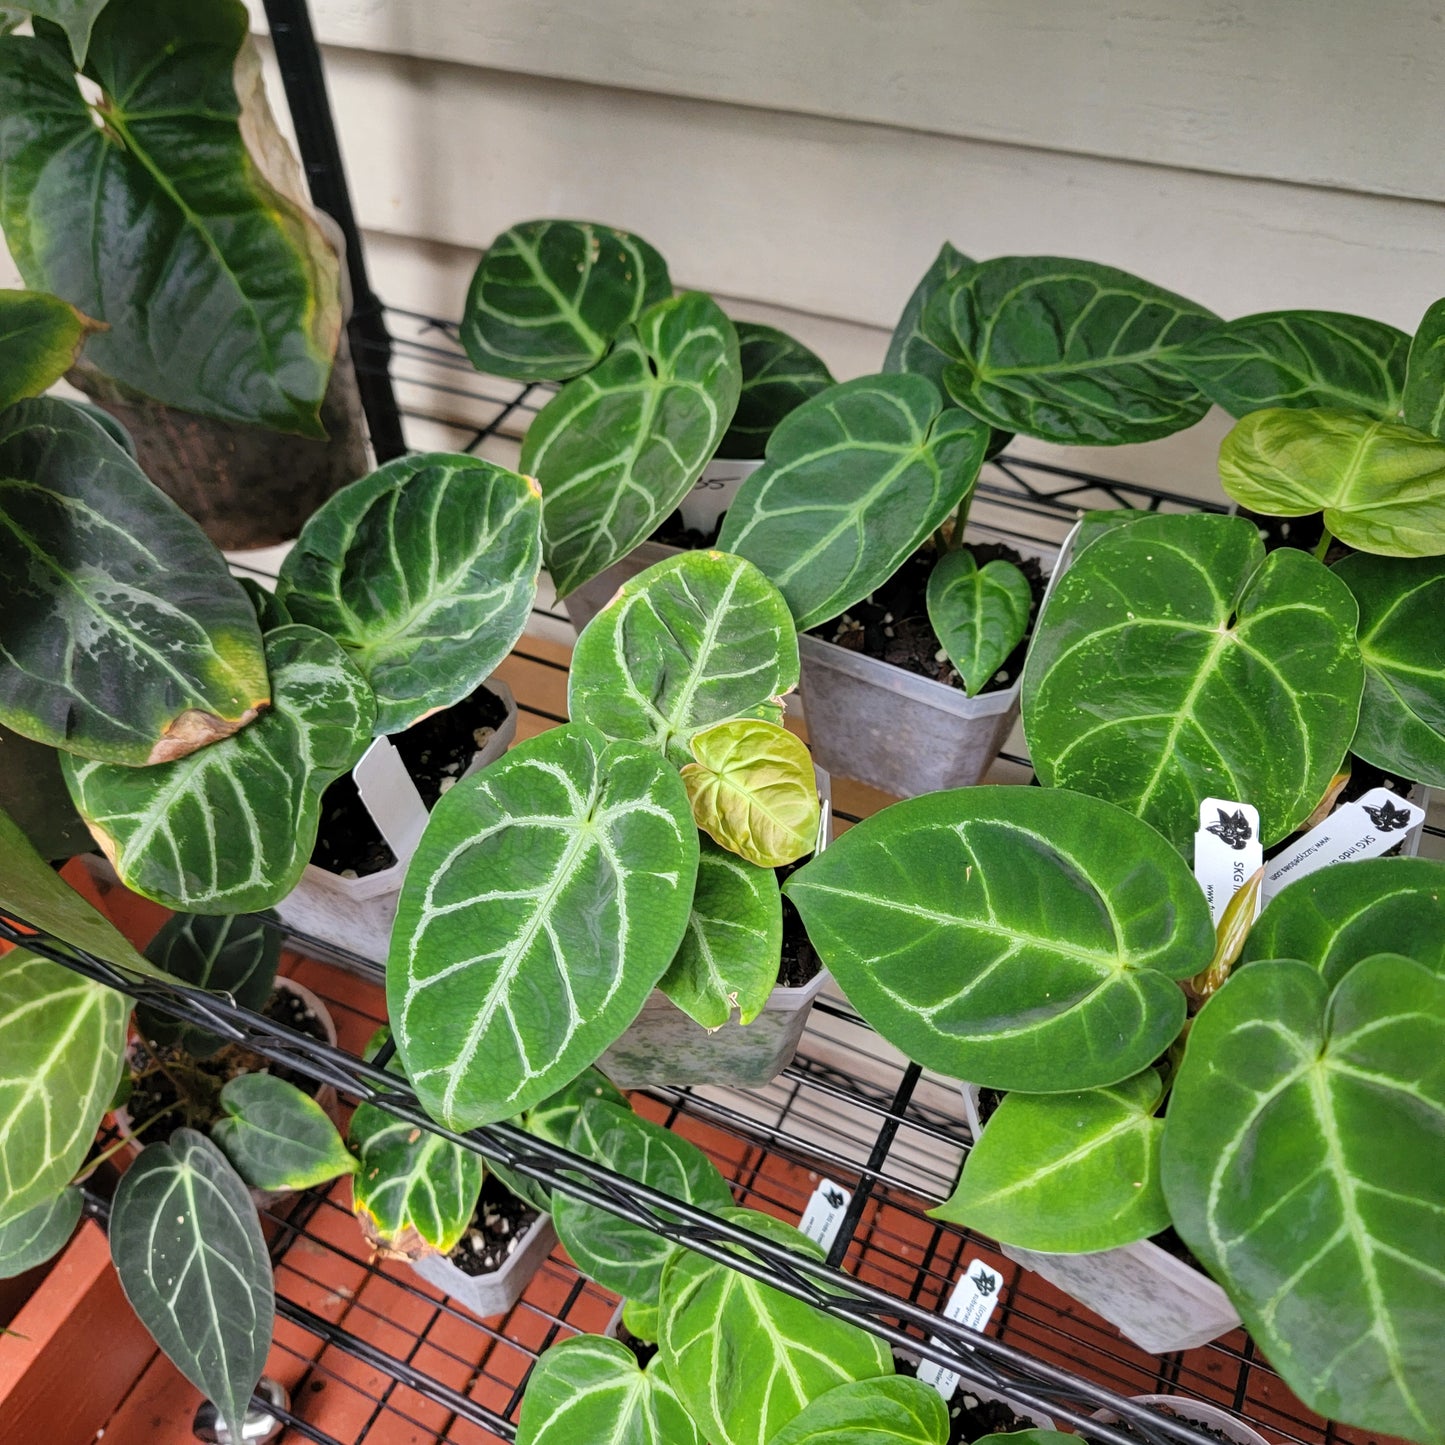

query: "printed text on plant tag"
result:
(917, 1258), (1005, 1400)
(1261, 788), (1426, 903)
(799, 1179), (851, 1251)
(1193, 796), (1263, 928)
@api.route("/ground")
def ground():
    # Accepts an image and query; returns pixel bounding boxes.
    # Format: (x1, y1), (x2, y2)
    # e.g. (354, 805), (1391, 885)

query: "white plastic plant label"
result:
(798, 1178), (852, 1250)
(917, 1257), (1005, 1400)
(678, 457), (763, 532)
(1261, 787), (1427, 904)
(1193, 796), (1263, 928)
(352, 736), (431, 864)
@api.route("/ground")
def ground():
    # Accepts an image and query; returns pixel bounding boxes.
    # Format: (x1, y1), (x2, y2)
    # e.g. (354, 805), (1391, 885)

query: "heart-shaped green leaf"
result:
(762, 1377), (950, 1445)
(884, 242), (975, 395)
(0, 2), (340, 434)
(461, 219), (672, 382)
(212, 1074), (355, 1193)
(0, 289), (94, 407)
(1241, 857), (1445, 986)
(1162, 955), (1445, 1443)
(0, 948), (128, 1224)
(0, 1186), (81, 1278)
(389, 723), (698, 1128)
(660, 1207), (894, 1445)
(926, 549), (1032, 697)
(682, 719), (820, 868)
(569, 550), (798, 765)
(659, 836), (783, 1028)
(1404, 298), (1445, 439)
(719, 322), (835, 460)
(277, 453), (542, 734)
(64, 625), (375, 913)
(784, 786), (1211, 1091)
(718, 374), (989, 629)
(1171, 311), (1408, 419)
(1333, 552), (1445, 786)
(933, 1070), (1170, 1252)
(1219, 408), (1445, 557)
(0, 397), (269, 765)
(1022, 513), (1363, 851)
(110, 1129), (272, 1443)
(524, 291), (740, 598)
(139, 912), (281, 1059)
(516, 1336), (705, 1445)
(15, 3), (106, 63)
(922, 256), (1218, 445)
(554, 1097), (732, 1303)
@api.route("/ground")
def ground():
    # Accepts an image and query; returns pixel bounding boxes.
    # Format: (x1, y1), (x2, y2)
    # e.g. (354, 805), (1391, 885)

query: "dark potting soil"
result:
(445, 1176), (542, 1277)
(125, 987), (328, 1147)
(651, 508), (722, 551)
(311, 681), (510, 878)
(615, 1323), (659, 1369)
(776, 856), (822, 990)
(807, 543), (1047, 697)
(893, 1351), (1042, 1442)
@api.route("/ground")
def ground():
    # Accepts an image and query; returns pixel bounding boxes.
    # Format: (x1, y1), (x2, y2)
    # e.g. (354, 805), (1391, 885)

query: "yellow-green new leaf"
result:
(682, 719), (820, 868)
(0, 949), (128, 1225)
(0, 289), (95, 407)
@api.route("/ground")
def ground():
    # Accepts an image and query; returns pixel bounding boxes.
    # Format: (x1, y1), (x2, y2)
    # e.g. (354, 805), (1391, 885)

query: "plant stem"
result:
(73, 1104), (183, 1182)
(1312, 526), (1334, 562)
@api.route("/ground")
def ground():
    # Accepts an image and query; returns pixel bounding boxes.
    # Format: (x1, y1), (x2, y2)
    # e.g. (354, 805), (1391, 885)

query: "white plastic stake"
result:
(917, 1258), (1006, 1400)
(351, 737), (431, 865)
(798, 1179), (852, 1251)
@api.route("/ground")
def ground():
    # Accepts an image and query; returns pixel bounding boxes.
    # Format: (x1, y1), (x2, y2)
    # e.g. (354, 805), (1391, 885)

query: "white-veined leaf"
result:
(925, 549), (1032, 697)
(762, 1377), (951, 1445)
(720, 321), (834, 460)
(0, 1185), (81, 1276)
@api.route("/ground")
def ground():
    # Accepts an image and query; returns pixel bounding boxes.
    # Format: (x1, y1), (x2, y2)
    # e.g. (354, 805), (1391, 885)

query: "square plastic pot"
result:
(410, 1213), (557, 1321)
(598, 769), (834, 1090)
(274, 680), (517, 970)
(958, 1083), (1239, 1354)
(1091, 1395), (1269, 1445)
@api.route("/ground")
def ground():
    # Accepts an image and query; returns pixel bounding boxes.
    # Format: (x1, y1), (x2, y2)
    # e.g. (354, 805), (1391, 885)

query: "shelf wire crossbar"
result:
(5, 910), (1242, 1445)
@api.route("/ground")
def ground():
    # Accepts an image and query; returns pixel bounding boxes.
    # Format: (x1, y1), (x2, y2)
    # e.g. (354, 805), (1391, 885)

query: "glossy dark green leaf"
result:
(516, 1336), (705, 1445)
(659, 836), (783, 1029)
(554, 1097), (731, 1302)
(1333, 553), (1445, 786)
(12, 1), (104, 63)
(922, 256), (1218, 444)
(0, 1), (341, 434)
(1403, 298), (1445, 439)
(682, 719), (820, 868)
(926, 549), (1032, 696)
(64, 626), (375, 912)
(719, 322), (834, 459)
(660, 1207), (894, 1445)
(461, 219), (672, 381)
(884, 242), (975, 394)
(277, 453), (542, 735)
(569, 550), (798, 766)
(212, 1074), (356, 1193)
(0, 289), (93, 407)
(0, 397), (269, 765)
(1022, 513), (1363, 851)
(388, 723), (699, 1129)
(138, 912), (281, 1058)
(1241, 857), (1445, 986)
(1162, 955), (1445, 1443)
(0, 801), (155, 982)
(1171, 311), (1408, 419)
(110, 1130), (272, 1442)
(523, 291), (740, 597)
(0, 722), (89, 861)
(0, 948), (128, 1224)
(933, 1070), (1169, 1252)
(238, 579), (292, 633)
(762, 1377), (950, 1445)
(718, 374), (989, 629)
(784, 786), (1211, 1092)
(1219, 408), (1445, 557)
(0, 1186), (81, 1277)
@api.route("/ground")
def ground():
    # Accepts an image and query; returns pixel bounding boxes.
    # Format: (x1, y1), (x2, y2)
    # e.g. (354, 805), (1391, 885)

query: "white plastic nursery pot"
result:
(598, 770), (834, 1090)
(1091, 1394), (1270, 1445)
(958, 1083), (1240, 1354)
(116, 977), (340, 1213)
(410, 1213), (557, 1321)
(274, 680), (517, 970)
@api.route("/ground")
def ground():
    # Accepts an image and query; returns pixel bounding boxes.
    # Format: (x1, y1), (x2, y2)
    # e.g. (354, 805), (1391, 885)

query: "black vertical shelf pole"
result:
(261, 0), (409, 462)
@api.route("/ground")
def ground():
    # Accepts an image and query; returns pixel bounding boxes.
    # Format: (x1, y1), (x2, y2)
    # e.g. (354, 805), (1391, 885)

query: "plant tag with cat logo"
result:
(1261, 787), (1426, 904)
(917, 1258), (1005, 1400)
(798, 1178), (852, 1250)
(353, 736), (431, 865)
(1194, 797), (1263, 928)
